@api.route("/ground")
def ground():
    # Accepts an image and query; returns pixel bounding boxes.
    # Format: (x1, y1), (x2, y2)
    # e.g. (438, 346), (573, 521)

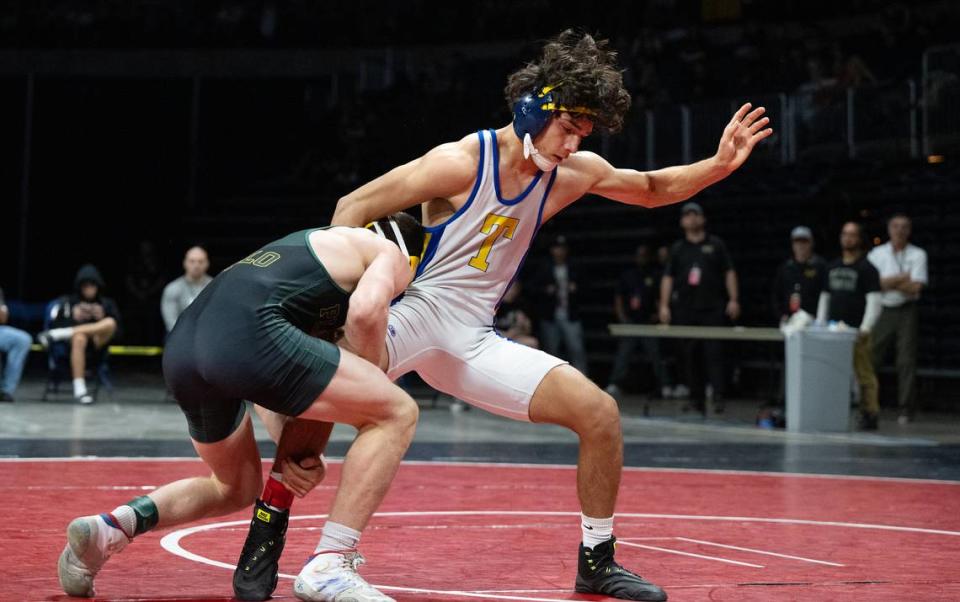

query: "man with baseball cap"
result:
(772, 226), (826, 324)
(659, 202), (739, 414)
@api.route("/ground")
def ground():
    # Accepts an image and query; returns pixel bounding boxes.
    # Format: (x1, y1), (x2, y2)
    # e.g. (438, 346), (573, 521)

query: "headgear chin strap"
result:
(523, 133), (559, 172)
(367, 218), (419, 272)
(512, 83), (596, 171)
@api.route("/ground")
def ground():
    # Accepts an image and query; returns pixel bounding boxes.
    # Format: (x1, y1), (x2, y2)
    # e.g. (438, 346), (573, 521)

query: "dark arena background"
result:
(1, 2), (959, 601)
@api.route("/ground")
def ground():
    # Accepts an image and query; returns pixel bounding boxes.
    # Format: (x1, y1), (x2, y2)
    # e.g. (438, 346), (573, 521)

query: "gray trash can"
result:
(785, 327), (858, 433)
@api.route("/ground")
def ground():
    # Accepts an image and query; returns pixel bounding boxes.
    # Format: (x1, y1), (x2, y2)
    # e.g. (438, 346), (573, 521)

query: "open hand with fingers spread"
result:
(715, 103), (773, 173)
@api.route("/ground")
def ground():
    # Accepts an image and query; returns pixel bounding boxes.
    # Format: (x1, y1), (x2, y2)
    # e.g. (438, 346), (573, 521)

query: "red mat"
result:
(3, 459), (959, 601)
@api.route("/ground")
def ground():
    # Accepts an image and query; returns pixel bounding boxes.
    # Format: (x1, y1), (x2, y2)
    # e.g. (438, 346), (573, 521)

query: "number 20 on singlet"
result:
(468, 213), (520, 272)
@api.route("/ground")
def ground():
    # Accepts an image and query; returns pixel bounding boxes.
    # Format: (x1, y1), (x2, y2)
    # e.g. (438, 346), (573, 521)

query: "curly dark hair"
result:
(504, 29), (631, 134)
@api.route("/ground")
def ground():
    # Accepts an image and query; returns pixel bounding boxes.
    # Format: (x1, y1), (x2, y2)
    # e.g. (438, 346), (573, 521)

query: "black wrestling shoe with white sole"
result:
(575, 537), (667, 601)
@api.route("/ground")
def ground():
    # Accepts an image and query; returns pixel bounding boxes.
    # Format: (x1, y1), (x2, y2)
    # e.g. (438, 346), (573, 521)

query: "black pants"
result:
(674, 307), (726, 404)
(871, 302), (919, 415)
(608, 334), (668, 393)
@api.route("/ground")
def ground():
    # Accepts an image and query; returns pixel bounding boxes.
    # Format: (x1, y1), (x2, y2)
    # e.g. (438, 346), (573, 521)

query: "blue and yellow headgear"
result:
(512, 83), (597, 141)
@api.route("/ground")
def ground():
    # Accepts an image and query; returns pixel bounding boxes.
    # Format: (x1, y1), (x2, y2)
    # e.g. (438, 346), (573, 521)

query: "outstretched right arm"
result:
(331, 143), (477, 227)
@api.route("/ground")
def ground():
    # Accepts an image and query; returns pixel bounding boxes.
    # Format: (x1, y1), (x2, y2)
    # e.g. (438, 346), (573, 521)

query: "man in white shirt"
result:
(161, 246), (213, 333)
(867, 214), (928, 424)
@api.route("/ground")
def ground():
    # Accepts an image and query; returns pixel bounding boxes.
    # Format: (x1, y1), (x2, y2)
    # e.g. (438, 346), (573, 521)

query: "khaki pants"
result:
(853, 333), (879, 416)
(872, 303), (919, 416)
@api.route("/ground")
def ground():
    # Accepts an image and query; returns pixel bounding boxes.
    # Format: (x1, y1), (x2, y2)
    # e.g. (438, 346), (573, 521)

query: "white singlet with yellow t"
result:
(386, 129), (567, 420)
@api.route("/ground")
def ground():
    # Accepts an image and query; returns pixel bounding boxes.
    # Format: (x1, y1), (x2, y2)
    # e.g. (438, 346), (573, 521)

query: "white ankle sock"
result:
(49, 327), (75, 341)
(73, 378), (88, 397)
(316, 521), (361, 553)
(581, 514), (614, 549)
(107, 505), (137, 538)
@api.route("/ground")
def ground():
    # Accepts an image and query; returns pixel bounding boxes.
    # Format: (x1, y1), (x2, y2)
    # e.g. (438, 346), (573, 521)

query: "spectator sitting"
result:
(37, 264), (121, 404)
(0, 285), (32, 402)
(161, 246), (212, 334)
(495, 281), (538, 349)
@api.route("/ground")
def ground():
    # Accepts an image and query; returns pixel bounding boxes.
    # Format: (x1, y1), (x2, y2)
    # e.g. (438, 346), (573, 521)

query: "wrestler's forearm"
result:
(331, 197), (368, 226)
(641, 156), (728, 208)
(273, 418), (333, 467)
(270, 417), (333, 499)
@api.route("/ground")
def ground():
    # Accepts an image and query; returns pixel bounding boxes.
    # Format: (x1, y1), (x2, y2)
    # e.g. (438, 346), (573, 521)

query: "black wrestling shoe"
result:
(233, 499), (289, 601)
(858, 412), (879, 431)
(575, 537), (667, 601)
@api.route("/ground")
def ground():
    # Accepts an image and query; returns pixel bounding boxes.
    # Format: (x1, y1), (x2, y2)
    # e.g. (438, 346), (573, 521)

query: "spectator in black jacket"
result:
(531, 235), (588, 375)
(659, 202), (739, 414)
(37, 264), (121, 404)
(772, 226), (826, 324)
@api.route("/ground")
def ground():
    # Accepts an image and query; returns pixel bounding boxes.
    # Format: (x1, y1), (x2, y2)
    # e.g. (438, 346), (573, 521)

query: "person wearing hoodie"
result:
(37, 264), (121, 404)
